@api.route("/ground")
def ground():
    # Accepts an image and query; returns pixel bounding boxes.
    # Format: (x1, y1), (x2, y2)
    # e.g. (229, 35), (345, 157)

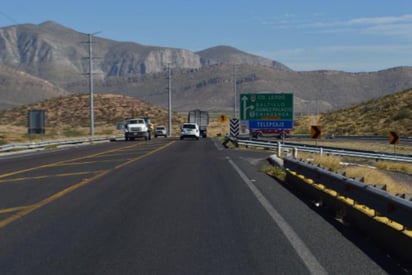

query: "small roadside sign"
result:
(230, 118), (239, 137)
(311, 125), (321, 139)
(27, 109), (46, 135)
(389, 131), (400, 144)
(219, 114), (227, 123)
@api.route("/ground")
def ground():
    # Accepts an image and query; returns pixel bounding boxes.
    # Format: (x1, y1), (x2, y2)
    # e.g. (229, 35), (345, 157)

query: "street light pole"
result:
(86, 31), (101, 137)
(168, 63), (172, 137)
(88, 33), (94, 136)
(233, 65), (237, 118)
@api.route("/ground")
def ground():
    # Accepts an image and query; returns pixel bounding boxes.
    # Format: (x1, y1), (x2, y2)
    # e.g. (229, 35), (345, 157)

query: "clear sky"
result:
(1, 0), (412, 72)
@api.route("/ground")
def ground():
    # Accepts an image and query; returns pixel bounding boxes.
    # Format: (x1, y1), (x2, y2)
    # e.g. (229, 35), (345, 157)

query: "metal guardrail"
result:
(238, 137), (412, 263)
(236, 139), (412, 163)
(283, 157), (412, 229)
(0, 135), (122, 153)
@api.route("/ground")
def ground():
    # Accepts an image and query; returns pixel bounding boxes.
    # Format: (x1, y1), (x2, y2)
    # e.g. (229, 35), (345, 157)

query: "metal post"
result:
(88, 34), (94, 136)
(293, 147), (298, 159)
(233, 65), (237, 118)
(277, 142), (282, 157)
(168, 64), (172, 137)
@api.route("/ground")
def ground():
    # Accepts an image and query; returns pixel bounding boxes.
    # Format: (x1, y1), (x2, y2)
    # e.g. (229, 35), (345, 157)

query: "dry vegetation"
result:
(299, 153), (412, 195)
(0, 94), (189, 143)
(265, 88), (412, 195)
(0, 93), (233, 144)
(292, 88), (412, 137)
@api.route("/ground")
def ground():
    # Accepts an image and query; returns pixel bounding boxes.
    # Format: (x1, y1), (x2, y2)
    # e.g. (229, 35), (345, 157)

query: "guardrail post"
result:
(277, 142), (281, 157)
(293, 147), (298, 159)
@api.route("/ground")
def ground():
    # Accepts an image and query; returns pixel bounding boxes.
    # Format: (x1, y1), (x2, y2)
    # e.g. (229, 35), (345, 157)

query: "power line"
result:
(0, 10), (19, 25)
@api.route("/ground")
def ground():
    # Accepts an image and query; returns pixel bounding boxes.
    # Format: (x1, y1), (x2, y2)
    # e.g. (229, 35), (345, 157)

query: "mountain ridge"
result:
(1, 21), (412, 113)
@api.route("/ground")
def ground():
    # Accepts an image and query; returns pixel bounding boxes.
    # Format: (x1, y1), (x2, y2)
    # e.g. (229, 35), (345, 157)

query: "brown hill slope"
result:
(0, 94), (186, 143)
(1, 89), (411, 143)
(0, 65), (69, 110)
(309, 88), (412, 137)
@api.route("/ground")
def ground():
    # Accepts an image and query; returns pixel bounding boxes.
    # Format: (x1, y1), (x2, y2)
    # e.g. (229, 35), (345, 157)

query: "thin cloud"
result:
(313, 44), (412, 54)
(254, 13), (412, 71)
(364, 23), (412, 39)
(257, 44), (412, 72)
(312, 14), (412, 39)
(267, 14), (412, 39)
(348, 14), (412, 25)
(262, 44), (412, 58)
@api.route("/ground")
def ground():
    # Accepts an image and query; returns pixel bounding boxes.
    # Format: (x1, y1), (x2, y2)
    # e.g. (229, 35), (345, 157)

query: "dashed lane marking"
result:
(0, 171), (105, 183)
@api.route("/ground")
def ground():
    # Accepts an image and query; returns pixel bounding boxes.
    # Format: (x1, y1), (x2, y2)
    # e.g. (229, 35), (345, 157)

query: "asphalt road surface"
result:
(0, 138), (408, 274)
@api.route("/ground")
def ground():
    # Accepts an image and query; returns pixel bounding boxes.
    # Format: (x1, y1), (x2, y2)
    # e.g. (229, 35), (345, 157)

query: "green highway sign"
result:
(240, 93), (294, 121)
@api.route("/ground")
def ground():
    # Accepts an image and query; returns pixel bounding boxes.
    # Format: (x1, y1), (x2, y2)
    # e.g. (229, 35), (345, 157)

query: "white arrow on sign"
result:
(242, 95), (254, 120)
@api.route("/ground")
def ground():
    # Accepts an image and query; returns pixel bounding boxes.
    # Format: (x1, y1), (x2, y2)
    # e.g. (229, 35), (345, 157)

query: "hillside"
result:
(196, 46), (290, 69)
(0, 65), (69, 110)
(1, 87), (411, 144)
(308, 88), (412, 137)
(1, 21), (412, 114)
(0, 94), (186, 143)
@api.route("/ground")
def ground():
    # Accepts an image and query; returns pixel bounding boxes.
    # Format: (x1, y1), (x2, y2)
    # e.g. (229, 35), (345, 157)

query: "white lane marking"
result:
(226, 156), (328, 275)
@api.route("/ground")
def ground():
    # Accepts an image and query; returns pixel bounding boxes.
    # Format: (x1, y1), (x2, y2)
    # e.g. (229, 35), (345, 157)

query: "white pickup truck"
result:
(124, 118), (151, 141)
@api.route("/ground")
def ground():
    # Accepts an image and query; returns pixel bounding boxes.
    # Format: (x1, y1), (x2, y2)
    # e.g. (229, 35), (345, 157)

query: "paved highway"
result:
(0, 138), (407, 274)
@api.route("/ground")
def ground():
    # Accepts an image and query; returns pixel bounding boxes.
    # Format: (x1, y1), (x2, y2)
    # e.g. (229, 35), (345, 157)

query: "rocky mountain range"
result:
(1, 21), (412, 114)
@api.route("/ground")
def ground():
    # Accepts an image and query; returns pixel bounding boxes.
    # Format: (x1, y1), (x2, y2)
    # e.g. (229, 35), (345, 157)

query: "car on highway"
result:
(180, 123), (200, 140)
(154, 125), (167, 138)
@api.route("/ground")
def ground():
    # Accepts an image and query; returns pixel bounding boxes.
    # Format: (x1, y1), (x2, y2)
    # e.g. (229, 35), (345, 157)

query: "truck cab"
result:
(124, 118), (151, 141)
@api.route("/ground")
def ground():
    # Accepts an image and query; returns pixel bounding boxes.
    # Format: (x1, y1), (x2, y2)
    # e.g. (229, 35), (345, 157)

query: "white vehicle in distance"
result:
(124, 118), (150, 141)
(180, 123), (200, 140)
(155, 125), (167, 138)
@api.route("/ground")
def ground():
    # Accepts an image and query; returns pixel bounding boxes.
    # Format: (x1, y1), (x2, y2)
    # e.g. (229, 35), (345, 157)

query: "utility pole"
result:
(85, 32), (100, 136)
(168, 63), (172, 137)
(233, 65), (237, 118)
(88, 34), (95, 136)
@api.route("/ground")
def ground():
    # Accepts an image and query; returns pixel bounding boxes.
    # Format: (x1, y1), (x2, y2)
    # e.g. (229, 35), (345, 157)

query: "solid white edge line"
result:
(226, 156), (328, 275)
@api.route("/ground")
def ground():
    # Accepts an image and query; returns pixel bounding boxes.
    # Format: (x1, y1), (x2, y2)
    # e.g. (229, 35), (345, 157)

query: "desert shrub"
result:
(63, 128), (86, 137)
(0, 138), (6, 145)
(307, 154), (341, 171)
(393, 107), (412, 121)
(342, 166), (412, 194)
(375, 161), (412, 173)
